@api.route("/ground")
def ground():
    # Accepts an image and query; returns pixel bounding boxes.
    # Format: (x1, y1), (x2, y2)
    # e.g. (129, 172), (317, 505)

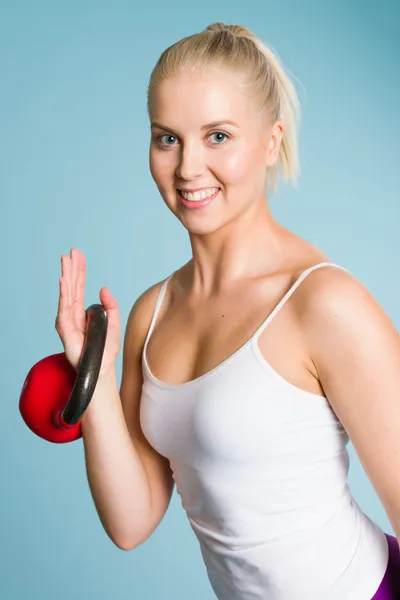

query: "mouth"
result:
(177, 187), (220, 210)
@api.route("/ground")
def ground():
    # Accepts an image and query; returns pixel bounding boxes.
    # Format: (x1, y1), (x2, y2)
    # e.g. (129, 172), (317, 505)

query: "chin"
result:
(185, 223), (222, 236)
(180, 213), (230, 237)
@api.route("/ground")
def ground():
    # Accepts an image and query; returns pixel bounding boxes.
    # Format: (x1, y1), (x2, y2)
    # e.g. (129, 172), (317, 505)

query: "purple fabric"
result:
(370, 533), (400, 599)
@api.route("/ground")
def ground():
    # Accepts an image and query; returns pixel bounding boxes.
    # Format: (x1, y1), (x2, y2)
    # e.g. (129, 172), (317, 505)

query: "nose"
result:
(175, 142), (205, 181)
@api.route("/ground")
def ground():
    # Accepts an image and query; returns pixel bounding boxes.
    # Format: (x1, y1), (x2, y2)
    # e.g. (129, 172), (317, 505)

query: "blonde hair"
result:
(147, 22), (301, 195)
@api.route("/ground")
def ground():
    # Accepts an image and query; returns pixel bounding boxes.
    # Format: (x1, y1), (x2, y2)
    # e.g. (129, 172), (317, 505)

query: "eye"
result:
(157, 134), (178, 146)
(208, 131), (229, 144)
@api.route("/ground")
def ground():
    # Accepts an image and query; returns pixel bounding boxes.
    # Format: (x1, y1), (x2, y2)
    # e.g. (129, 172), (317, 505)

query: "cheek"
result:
(149, 148), (157, 180)
(226, 156), (254, 180)
(217, 144), (264, 183)
(149, 148), (172, 186)
(221, 153), (259, 184)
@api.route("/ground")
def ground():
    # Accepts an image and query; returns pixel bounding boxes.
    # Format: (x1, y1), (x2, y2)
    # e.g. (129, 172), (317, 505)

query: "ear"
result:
(265, 121), (284, 167)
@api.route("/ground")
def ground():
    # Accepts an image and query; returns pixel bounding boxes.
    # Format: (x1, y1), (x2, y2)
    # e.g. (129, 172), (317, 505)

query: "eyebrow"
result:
(150, 119), (240, 132)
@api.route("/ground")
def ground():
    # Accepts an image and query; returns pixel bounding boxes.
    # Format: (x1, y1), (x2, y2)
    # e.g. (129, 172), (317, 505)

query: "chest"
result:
(145, 286), (324, 397)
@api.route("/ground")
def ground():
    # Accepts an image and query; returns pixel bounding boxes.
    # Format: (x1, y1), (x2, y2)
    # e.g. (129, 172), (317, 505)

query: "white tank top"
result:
(140, 262), (389, 600)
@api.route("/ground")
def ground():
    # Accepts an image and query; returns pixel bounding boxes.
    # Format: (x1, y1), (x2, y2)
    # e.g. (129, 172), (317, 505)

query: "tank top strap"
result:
(143, 271), (175, 350)
(253, 262), (349, 341)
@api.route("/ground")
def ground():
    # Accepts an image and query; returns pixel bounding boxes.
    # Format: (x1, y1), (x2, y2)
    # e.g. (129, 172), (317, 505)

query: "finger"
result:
(71, 248), (80, 303)
(75, 249), (86, 308)
(62, 254), (73, 307)
(72, 251), (87, 333)
(99, 287), (120, 327)
(56, 276), (70, 333)
(99, 286), (118, 309)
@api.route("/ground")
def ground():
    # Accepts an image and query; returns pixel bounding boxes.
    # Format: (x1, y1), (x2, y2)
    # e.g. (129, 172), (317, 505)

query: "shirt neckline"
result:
(142, 261), (345, 391)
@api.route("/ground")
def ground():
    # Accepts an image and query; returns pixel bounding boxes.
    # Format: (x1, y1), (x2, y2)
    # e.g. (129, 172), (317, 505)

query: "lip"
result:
(178, 187), (220, 193)
(178, 188), (220, 210)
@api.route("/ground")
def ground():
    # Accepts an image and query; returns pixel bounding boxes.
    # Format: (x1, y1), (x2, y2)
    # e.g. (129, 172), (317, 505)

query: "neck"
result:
(186, 200), (289, 297)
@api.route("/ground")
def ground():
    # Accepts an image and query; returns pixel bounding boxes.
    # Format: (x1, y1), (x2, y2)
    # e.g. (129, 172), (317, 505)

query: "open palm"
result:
(55, 248), (121, 376)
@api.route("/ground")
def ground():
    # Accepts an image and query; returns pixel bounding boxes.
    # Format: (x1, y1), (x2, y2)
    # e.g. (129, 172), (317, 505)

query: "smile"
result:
(179, 187), (220, 201)
(177, 187), (220, 210)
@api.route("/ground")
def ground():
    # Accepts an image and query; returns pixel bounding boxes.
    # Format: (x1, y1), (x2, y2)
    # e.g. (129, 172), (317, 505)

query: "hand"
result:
(55, 248), (121, 376)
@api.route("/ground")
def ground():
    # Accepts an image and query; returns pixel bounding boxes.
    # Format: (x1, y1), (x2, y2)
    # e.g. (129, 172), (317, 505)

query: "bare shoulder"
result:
(123, 261), (190, 350)
(124, 277), (168, 347)
(292, 261), (378, 322)
(292, 261), (399, 371)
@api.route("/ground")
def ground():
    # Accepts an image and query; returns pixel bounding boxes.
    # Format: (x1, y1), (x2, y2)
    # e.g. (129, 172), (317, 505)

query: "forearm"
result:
(80, 371), (152, 550)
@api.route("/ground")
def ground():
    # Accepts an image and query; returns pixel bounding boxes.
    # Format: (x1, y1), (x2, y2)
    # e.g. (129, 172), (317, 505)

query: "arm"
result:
(301, 268), (400, 544)
(81, 282), (174, 551)
(119, 282), (175, 541)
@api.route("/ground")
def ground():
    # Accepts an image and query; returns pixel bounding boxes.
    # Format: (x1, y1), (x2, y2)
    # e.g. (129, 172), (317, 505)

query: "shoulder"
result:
(293, 263), (399, 382)
(123, 276), (170, 351)
(293, 262), (384, 327)
(125, 261), (189, 340)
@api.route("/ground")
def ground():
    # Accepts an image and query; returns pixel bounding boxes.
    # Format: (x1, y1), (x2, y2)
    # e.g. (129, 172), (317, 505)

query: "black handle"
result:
(61, 304), (108, 425)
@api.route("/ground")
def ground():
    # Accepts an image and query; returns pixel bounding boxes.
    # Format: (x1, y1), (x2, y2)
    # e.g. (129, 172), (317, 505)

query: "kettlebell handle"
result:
(58, 304), (108, 427)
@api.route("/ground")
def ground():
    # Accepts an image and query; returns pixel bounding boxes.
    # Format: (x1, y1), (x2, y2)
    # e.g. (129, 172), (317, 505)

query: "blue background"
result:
(1, 1), (399, 598)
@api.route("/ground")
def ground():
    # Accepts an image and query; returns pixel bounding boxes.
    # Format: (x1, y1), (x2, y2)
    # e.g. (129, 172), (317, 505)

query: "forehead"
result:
(149, 71), (257, 127)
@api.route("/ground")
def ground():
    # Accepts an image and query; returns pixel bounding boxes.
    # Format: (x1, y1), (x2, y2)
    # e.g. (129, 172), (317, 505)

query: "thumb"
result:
(99, 286), (118, 310)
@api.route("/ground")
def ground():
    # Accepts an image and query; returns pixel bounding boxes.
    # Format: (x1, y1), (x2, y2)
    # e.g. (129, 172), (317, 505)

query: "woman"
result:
(56, 23), (400, 600)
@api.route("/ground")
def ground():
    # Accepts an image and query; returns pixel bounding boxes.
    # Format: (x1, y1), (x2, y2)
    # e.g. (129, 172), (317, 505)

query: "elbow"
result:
(111, 533), (138, 551)
(115, 540), (135, 552)
(113, 531), (149, 552)
(111, 535), (137, 551)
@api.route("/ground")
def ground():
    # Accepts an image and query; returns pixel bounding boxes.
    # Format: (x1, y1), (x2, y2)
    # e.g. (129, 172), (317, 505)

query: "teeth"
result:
(180, 187), (219, 201)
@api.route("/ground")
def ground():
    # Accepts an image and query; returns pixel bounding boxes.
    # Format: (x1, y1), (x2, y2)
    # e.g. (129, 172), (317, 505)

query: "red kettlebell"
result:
(19, 304), (108, 443)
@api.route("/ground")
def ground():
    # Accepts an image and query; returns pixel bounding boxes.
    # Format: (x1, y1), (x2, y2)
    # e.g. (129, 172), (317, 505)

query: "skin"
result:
(149, 70), (295, 293)
(57, 68), (400, 551)
(147, 68), (400, 545)
(147, 69), (329, 393)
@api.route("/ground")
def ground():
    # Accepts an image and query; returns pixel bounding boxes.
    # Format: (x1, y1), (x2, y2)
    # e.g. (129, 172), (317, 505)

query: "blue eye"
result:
(164, 134), (176, 146)
(158, 134), (177, 146)
(209, 132), (228, 144)
(155, 131), (229, 147)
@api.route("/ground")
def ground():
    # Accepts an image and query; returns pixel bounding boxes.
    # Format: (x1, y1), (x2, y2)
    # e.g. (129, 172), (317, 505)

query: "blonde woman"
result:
(57, 23), (400, 600)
